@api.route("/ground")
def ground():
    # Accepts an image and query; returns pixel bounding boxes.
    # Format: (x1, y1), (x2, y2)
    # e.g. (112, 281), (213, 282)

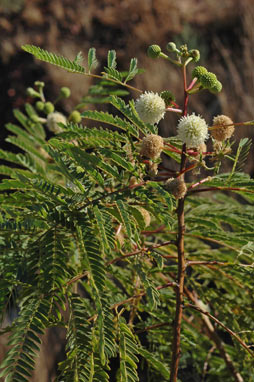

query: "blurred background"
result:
(0, 0), (254, 380)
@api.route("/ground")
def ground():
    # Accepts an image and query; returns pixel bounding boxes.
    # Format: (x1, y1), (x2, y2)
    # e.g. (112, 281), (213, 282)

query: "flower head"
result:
(177, 113), (208, 148)
(164, 177), (187, 199)
(135, 91), (166, 125)
(212, 115), (234, 141)
(140, 134), (164, 159)
(47, 112), (67, 134)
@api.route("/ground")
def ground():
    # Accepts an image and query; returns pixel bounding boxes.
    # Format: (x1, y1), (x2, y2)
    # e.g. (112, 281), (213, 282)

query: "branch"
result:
(170, 63), (188, 382)
(188, 186), (254, 194)
(88, 282), (178, 323)
(185, 303), (254, 358)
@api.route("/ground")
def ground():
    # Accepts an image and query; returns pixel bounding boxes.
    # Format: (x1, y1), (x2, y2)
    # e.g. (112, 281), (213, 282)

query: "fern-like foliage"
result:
(0, 298), (50, 382)
(22, 45), (86, 74)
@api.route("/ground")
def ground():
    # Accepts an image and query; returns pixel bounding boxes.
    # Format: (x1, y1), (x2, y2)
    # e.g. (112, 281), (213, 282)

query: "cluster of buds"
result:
(191, 66), (222, 94)
(147, 42), (200, 65)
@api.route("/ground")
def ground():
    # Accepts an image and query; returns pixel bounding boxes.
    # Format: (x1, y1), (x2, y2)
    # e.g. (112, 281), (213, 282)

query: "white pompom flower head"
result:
(135, 91), (166, 125)
(177, 113), (209, 148)
(47, 112), (67, 134)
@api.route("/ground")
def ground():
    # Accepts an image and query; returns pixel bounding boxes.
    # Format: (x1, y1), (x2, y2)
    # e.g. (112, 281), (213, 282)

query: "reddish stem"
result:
(186, 77), (198, 91)
(170, 64), (188, 382)
(166, 107), (183, 114)
(177, 163), (197, 177)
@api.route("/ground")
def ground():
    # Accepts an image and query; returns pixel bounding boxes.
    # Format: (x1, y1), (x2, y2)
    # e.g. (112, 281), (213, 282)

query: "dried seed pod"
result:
(148, 162), (158, 177)
(212, 115), (234, 141)
(140, 134), (164, 159)
(129, 176), (138, 186)
(165, 177), (187, 199)
(138, 207), (151, 227)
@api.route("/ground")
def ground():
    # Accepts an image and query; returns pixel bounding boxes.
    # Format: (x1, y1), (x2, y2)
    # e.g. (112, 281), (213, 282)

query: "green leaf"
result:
(107, 50), (117, 69)
(81, 110), (139, 138)
(124, 58), (139, 83)
(88, 47), (98, 73)
(22, 44), (86, 74)
(94, 206), (110, 251)
(138, 347), (170, 379)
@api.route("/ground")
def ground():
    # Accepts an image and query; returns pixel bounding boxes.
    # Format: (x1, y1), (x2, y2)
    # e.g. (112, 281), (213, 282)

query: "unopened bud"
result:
(34, 81), (45, 88)
(210, 80), (222, 94)
(44, 102), (55, 115)
(147, 45), (161, 59)
(199, 72), (217, 89)
(69, 110), (81, 123)
(166, 42), (177, 52)
(26, 87), (40, 98)
(60, 87), (71, 98)
(160, 90), (176, 106)
(35, 101), (44, 111)
(192, 66), (208, 80)
(189, 49), (200, 62)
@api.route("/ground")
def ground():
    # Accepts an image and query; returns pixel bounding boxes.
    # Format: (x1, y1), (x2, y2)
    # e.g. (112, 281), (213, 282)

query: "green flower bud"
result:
(35, 101), (44, 111)
(160, 90), (176, 106)
(210, 80), (222, 94)
(60, 87), (71, 98)
(43, 102), (55, 114)
(26, 87), (40, 98)
(199, 72), (217, 89)
(34, 81), (45, 88)
(69, 110), (82, 123)
(179, 44), (188, 57)
(189, 49), (200, 63)
(192, 66), (208, 80)
(147, 45), (161, 59)
(166, 42), (177, 52)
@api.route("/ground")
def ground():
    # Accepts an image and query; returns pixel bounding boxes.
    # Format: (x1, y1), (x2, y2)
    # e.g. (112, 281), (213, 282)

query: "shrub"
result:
(0, 42), (254, 382)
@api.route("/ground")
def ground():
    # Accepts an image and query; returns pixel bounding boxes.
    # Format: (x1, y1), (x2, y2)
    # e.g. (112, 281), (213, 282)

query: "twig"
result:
(188, 186), (254, 194)
(135, 322), (170, 334)
(186, 260), (228, 267)
(185, 303), (254, 358)
(107, 240), (174, 266)
(201, 346), (216, 382)
(184, 290), (244, 382)
(88, 282), (177, 323)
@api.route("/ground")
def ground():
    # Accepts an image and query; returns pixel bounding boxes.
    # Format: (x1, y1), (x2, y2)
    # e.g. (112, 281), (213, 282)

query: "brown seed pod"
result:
(140, 134), (164, 159)
(148, 162), (158, 177)
(164, 177), (187, 199)
(212, 115), (234, 141)
(138, 207), (151, 227)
